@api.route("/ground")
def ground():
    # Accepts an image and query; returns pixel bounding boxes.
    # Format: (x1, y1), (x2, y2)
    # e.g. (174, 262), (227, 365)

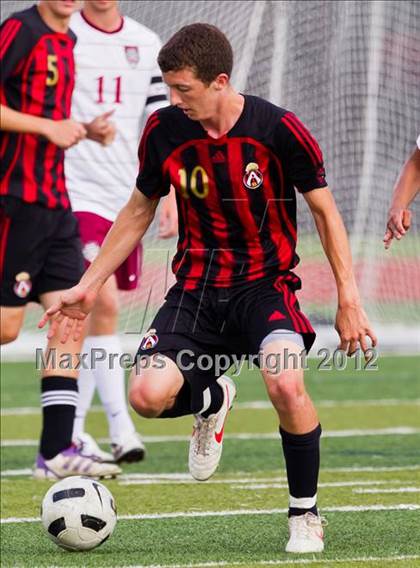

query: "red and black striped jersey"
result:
(136, 95), (328, 290)
(0, 6), (76, 209)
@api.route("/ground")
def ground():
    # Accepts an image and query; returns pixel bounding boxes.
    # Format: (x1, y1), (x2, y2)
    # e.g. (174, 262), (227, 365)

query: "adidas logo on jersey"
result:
(268, 310), (286, 321)
(211, 150), (226, 163)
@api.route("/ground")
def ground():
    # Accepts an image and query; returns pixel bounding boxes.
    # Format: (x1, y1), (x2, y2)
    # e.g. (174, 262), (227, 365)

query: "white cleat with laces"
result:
(189, 375), (236, 481)
(74, 432), (115, 463)
(285, 512), (326, 553)
(112, 431), (146, 464)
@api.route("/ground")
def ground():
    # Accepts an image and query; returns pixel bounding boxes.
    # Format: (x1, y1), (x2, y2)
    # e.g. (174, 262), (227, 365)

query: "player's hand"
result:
(85, 110), (116, 146)
(335, 303), (377, 359)
(38, 285), (97, 343)
(158, 189), (178, 238)
(383, 207), (411, 249)
(44, 119), (87, 149)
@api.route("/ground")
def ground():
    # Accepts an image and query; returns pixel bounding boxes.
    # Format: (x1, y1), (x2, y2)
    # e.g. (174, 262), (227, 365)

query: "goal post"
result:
(1, 0), (419, 358)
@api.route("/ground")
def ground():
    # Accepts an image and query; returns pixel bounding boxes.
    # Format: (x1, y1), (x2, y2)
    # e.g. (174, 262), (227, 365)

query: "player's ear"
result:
(213, 73), (230, 90)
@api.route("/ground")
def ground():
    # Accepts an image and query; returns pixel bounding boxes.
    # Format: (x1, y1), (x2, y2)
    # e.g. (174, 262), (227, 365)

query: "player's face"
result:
(40, 0), (80, 19)
(84, 0), (118, 12)
(163, 68), (228, 121)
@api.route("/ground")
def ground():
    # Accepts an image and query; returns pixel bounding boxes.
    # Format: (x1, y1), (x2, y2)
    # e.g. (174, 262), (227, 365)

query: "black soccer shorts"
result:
(0, 197), (84, 307)
(135, 276), (316, 391)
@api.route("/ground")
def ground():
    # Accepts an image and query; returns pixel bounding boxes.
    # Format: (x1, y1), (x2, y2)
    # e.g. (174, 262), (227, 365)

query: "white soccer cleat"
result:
(111, 431), (146, 463)
(189, 375), (236, 481)
(285, 512), (326, 553)
(74, 432), (115, 463)
(33, 445), (121, 480)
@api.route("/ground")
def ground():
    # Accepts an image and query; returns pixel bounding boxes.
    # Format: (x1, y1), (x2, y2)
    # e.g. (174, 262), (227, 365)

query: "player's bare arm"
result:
(0, 104), (86, 149)
(303, 187), (377, 357)
(383, 146), (420, 249)
(39, 188), (159, 341)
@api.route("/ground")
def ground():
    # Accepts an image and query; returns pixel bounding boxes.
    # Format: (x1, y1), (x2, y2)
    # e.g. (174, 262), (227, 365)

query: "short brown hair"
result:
(158, 23), (233, 84)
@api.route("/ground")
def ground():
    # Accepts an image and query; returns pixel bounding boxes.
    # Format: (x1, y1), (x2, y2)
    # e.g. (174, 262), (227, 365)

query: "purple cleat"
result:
(33, 444), (121, 480)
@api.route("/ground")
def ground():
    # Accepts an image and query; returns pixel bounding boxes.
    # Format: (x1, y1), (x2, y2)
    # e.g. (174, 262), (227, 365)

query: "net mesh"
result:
(2, 0), (420, 345)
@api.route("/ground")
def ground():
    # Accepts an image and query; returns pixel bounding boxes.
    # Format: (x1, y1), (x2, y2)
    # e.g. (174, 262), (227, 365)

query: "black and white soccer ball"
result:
(41, 476), (117, 551)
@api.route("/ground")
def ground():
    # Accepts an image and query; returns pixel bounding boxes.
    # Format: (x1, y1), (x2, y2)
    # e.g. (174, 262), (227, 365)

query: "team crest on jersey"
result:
(13, 272), (32, 298)
(140, 328), (159, 350)
(124, 46), (139, 68)
(243, 162), (263, 189)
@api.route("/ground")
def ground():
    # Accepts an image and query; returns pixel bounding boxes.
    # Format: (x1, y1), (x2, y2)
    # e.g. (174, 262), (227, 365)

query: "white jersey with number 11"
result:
(65, 11), (168, 221)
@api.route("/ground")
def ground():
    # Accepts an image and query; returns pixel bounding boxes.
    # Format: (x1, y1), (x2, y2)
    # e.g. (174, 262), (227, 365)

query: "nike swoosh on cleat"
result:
(214, 384), (230, 443)
(214, 426), (224, 444)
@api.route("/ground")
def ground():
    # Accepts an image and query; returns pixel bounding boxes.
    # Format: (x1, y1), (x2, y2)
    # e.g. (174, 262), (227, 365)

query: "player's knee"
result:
(266, 374), (306, 412)
(91, 291), (118, 332)
(95, 291), (118, 319)
(128, 380), (166, 418)
(0, 319), (21, 345)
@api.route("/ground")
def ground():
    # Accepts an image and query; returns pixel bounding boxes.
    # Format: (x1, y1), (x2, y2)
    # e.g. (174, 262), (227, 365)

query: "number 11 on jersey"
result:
(96, 76), (122, 104)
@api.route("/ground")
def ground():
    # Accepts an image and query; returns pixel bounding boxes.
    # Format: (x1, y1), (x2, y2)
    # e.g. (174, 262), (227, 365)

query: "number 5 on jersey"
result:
(46, 55), (58, 87)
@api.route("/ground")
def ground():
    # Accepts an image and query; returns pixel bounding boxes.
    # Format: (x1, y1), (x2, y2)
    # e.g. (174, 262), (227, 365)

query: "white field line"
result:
(3, 465), (420, 478)
(237, 399), (420, 409)
(353, 487), (420, 494)
(228, 480), (405, 491)
(2, 503), (419, 525)
(0, 426), (420, 448)
(118, 555), (420, 568)
(322, 465), (420, 473)
(120, 479), (400, 488)
(117, 554), (420, 568)
(2, 427), (420, 448)
(2, 398), (420, 416)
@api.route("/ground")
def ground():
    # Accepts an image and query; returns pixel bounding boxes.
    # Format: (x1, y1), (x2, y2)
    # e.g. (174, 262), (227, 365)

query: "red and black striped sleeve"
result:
(0, 18), (33, 85)
(276, 111), (328, 193)
(136, 112), (170, 199)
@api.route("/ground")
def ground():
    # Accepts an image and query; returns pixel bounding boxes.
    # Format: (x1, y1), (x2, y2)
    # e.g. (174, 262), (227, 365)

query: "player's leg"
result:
(33, 289), (121, 480)
(128, 353), (185, 417)
(73, 212), (144, 463)
(87, 274), (144, 463)
(0, 306), (25, 344)
(260, 335), (324, 553)
(234, 278), (324, 552)
(38, 288), (84, 462)
(129, 349), (235, 481)
(0, 198), (31, 343)
(71, 329), (99, 458)
(129, 285), (236, 480)
(70, 212), (105, 457)
(71, 275), (119, 456)
(33, 208), (120, 479)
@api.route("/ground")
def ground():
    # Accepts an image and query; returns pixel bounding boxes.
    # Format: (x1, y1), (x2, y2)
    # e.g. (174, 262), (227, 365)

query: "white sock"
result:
(72, 338), (96, 439)
(89, 334), (136, 443)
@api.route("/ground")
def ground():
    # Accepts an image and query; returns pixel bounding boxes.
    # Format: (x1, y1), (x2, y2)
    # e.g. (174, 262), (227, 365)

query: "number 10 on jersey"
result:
(178, 166), (209, 199)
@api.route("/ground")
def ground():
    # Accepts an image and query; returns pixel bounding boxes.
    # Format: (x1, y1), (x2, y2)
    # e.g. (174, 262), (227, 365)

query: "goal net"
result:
(2, 0), (419, 356)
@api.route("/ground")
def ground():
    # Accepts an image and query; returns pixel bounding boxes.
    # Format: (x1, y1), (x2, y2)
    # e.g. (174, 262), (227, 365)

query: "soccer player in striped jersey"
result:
(383, 135), (420, 249)
(0, 0), (120, 480)
(40, 24), (377, 552)
(65, 0), (174, 465)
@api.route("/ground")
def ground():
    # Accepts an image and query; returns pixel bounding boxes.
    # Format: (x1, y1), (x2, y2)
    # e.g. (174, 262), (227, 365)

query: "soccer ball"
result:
(41, 476), (117, 551)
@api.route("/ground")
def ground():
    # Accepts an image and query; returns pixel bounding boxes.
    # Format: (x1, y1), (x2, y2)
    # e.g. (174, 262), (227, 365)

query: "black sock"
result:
(158, 378), (224, 418)
(158, 380), (192, 418)
(200, 382), (224, 418)
(40, 376), (78, 460)
(280, 423), (322, 517)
